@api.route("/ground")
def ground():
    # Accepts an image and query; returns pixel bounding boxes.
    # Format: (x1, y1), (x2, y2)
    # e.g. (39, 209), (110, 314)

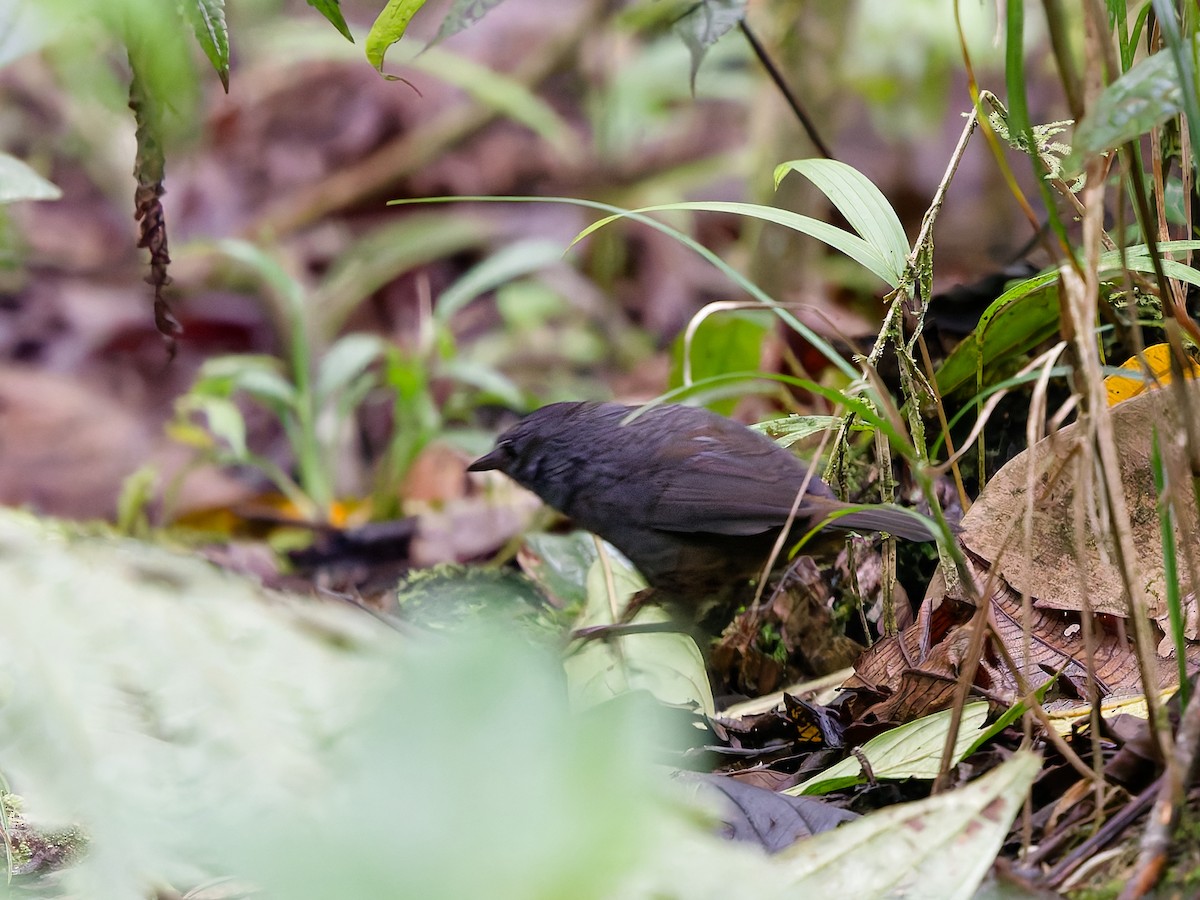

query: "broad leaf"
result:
(790, 702), (990, 795)
(1066, 35), (1200, 173)
(670, 309), (771, 416)
(563, 546), (715, 716)
(936, 241), (1200, 395)
(773, 752), (1040, 899)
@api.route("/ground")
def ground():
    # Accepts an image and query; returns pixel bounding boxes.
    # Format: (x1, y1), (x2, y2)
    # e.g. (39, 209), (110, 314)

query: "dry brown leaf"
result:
(958, 382), (1200, 637)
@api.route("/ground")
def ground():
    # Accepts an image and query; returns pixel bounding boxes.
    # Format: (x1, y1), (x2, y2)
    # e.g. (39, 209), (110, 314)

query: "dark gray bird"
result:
(469, 401), (934, 606)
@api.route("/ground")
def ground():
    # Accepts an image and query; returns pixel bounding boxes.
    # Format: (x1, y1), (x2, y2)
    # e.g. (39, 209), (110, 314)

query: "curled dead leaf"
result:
(957, 380), (1200, 638)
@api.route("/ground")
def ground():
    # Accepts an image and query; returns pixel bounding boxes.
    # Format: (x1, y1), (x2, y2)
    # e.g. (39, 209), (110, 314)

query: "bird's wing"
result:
(642, 433), (833, 536)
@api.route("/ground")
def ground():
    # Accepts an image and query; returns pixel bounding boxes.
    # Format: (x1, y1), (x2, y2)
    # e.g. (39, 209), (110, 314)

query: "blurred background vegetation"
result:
(0, 0), (1038, 528)
(7, 2), (1200, 897)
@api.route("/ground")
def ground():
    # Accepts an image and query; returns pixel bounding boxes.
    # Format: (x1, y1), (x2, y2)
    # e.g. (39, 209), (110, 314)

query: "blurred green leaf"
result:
(563, 546), (714, 716)
(315, 333), (386, 406)
(235, 368), (301, 412)
(115, 465), (159, 537)
(436, 238), (568, 322)
(495, 278), (568, 328)
(194, 354), (298, 410)
(189, 395), (248, 457)
(415, 49), (575, 154)
(0, 153), (61, 203)
(185, 0), (230, 91)
(306, 0), (354, 41)
(314, 212), (491, 338)
(520, 531), (601, 609)
(670, 310), (770, 416)
(440, 357), (527, 407)
(366, 0), (427, 74)
(674, 0), (746, 87)
(231, 626), (677, 900)
(431, 0), (509, 45)
(112, 0), (203, 131)
(212, 238), (306, 312)
(0, 0), (49, 67)
(775, 158), (910, 282)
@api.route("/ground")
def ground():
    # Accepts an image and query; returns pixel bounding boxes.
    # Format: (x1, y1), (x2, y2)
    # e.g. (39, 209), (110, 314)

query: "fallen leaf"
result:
(958, 381), (1200, 635)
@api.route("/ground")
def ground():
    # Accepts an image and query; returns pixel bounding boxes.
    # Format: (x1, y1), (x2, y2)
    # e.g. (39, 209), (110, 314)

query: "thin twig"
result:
(738, 20), (834, 160)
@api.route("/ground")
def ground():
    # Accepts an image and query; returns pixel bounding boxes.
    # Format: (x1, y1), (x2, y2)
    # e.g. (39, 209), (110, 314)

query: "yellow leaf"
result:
(1105, 343), (1200, 405)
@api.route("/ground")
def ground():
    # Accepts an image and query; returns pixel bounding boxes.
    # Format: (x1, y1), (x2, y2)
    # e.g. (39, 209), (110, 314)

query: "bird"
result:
(469, 401), (936, 616)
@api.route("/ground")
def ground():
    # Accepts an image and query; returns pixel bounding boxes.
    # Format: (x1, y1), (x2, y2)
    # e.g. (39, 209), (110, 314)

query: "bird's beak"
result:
(467, 447), (505, 472)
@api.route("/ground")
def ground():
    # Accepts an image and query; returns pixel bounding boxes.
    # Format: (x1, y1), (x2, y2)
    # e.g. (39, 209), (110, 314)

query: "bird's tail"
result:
(823, 505), (938, 542)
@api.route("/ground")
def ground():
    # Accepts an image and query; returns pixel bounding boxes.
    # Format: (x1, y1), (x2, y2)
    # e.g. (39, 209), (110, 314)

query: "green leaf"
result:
(314, 212), (490, 338)
(307, 0), (354, 41)
(1150, 0), (1200, 171)
(790, 702), (990, 795)
(1065, 34), (1200, 173)
(751, 413), (845, 448)
(186, 0), (230, 91)
(194, 354), (298, 409)
(670, 310), (771, 416)
(934, 273), (1061, 396)
(775, 158), (910, 282)
(574, 200), (897, 287)
(394, 565), (550, 631)
(190, 395), (249, 457)
(0, 2), (48, 68)
(935, 241), (1200, 395)
(211, 239), (307, 311)
(366, 0), (428, 75)
(520, 532), (601, 609)
(0, 511), (395, 897)
(0, 152), (61, 203)
(674, 0), (746, 87)
(436, 239), (568, 322)
(195, 353), (286, 384)
(430, 0), (509, 45)
(438, 357), (527, 407)
(116, 465), (159, 536)
(315, 333), (386, 406)
(234, 368), (299, 412)
(563, 546), (715, 716)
